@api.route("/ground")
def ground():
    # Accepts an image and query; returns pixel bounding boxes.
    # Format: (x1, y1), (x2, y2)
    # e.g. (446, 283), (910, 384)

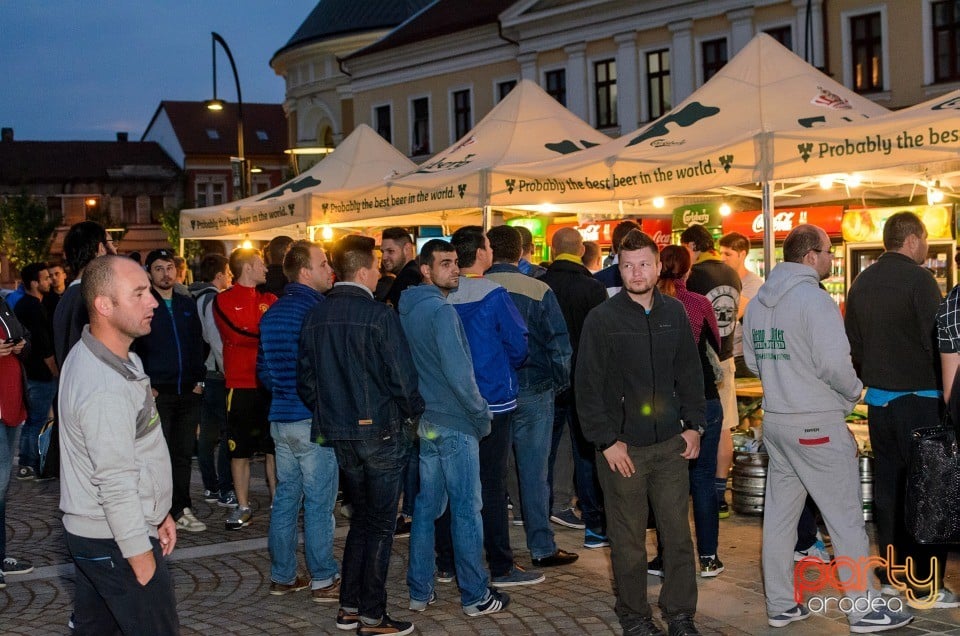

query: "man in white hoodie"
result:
(744, 225), (911, 634)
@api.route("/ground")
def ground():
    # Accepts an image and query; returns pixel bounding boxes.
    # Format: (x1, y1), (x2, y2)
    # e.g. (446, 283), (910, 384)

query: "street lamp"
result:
(206, 31), (247, 200)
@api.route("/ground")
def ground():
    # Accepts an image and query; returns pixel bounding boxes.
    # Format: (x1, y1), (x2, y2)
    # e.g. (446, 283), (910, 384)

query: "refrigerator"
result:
(845, 240), (955, 296)
(745, 239), (846, 309)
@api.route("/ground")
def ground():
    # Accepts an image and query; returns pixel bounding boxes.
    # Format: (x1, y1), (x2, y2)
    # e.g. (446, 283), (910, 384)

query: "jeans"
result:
(407, 419), (488, 608)
(19, 379), (56, 472)
(333, 432), (409, 620)
(0, 425), (17, 561)
(269, 420), (339, 587)
(796, 498), (820, 551)
(479, 410), (515, 577)
(400, 437), (420, 518)
(548, 393), (575, 514)
(512, 389), (556, 559)
(568, 397), (605, 531)
(155, 392), (202, 519)
(198, 376), (233, 494)
(688, 398), (722, 557)
(66, 532), (179, 636)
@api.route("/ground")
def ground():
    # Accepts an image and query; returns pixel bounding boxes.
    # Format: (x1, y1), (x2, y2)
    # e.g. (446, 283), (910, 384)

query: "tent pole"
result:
(179, 237), (185, 257)
(762, 181), (774, 277)
(482, 206), (491, 231)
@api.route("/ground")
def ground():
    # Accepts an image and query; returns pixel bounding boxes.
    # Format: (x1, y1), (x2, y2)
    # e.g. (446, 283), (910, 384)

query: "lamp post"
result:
(206, 31), (247, 200)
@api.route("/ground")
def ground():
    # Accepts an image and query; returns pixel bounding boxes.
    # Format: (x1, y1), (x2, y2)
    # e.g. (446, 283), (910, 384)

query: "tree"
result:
(0, 193), (61, 270)
(158, 205), (203, 259)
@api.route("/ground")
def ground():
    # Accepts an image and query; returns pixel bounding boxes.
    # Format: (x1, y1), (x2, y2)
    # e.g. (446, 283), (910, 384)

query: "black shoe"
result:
(624, 616), (666, 635)
(357, 614), (414, 636)
(394, 516), (412, 538)
(647, 555), (664, 577)
(667, 613), (700, 636)
(532, 549), (579, 567)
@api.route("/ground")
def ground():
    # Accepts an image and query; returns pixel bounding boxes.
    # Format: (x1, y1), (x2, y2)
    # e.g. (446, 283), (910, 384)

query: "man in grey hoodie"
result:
(399, 239), (509, 618)
(744, 225), (911, 633)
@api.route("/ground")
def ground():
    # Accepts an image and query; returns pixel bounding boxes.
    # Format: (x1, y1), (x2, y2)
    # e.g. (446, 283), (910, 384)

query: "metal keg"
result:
(860, 455), (874, 522)
(732, 452), (767, 515)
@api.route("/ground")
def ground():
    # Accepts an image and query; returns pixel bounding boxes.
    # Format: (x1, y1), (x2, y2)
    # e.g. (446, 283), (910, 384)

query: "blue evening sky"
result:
(0, 1), (317, 141)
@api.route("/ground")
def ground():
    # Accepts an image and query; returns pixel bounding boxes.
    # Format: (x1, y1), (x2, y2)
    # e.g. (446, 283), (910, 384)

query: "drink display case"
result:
(845, 240), (954, 295)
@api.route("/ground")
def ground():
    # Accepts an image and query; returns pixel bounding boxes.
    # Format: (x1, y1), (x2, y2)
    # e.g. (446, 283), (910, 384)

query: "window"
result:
(122, 196), (138, 224)
(45, 196), (61, 222)
(497, 80), (517, 101)
(764, 26), (792, 49)
(411, 97), (431, 156)
(851, 12), (883, 92)
(195, 178), (226, 207)
(251, 177), (271, 195)
(933, 0), (960, 82)
(701, 38), (728, 82)
(646, 49), (671, 120)
(594, 59), (617, 128)
(150, 196), (166, 223)
(452, 89), (472, 141)
(545, 69), (566, 106)
(205, 128), (219, 140)
(374, 105), (392, 143)
(256, 130), (269, 141)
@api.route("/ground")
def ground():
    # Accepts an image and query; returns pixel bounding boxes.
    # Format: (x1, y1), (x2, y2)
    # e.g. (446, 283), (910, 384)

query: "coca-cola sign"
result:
(723, 205), (844, 239)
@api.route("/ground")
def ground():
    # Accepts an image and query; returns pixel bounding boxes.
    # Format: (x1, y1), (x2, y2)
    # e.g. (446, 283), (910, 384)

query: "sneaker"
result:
(339, 503), (353, 519)
(491, 563), (545, 587)
(0, 572), (5, 589)
(312, 577), (341, 603)
(718, 500), (730, 519)
(624, 616), (666, 635)
(1, 557), (34, 575)
(217, 490), (239, 508)
(336, 608), (360, 631)
(394, 515), (412, 538)
(356, 614), (414, 636)
(409, 590), (437, 612)
(225, 505), (252, 530)
(879, 584), (900, 597)
(550, 507), (586, 529)
(647, 555), (664, 577)
(768, 604), (810, 628)
(269, 574), (309, 595)
(176, 507), (207, 532)
(584, 528), (610, 549)
(906, 587), (960, 609)
(464, 588), (510, 617)
(698, 555), (724, 578)
(16, 465), (35, 481)
(532, 549), (579, 567)
(667, 613), (700, 636)
(203, 489), (220, 503)
(848, 608), (913, 633)
(794, 538), (831, 562)
(435, 570), (456, 583)
(511, 516), (524, 526)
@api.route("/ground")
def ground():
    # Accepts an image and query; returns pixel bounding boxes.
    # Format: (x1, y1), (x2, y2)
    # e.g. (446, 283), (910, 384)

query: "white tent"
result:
(313, 79), (613, 225)
(179, 124), (417, 241)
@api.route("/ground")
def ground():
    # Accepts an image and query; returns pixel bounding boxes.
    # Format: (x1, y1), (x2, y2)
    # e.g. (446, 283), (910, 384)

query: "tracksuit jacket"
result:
(133, 289), (205, 395)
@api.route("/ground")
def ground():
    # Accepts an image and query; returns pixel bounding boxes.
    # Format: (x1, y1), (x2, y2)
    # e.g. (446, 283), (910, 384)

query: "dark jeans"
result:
(688, 398), (722, 556)
(156, 392), (202, 519)
(197, 377), (232, 494)
(566, 397), (605, 531)
(796, 498), (819, 552)
(869, 395), (948, 587)
(548, 391), (575, 513)
(65, 532), (179, 636)
(598, 436), (697, 627)
(332, 432), (409, 621)
(399, 437), (420, 518)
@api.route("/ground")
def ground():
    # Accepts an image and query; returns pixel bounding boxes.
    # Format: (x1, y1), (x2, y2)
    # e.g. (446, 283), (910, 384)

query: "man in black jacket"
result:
(577, 229), (705, 636)
(135, 249), (207, 534)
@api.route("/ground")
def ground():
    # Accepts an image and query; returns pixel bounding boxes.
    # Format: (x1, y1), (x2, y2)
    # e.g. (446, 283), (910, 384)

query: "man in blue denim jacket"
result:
(485, 225), (577, 568)
(297, 235), (424, 636)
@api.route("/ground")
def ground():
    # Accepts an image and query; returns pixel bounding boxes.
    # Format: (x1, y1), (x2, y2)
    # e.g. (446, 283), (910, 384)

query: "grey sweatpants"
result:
(762, 414), (874, 623)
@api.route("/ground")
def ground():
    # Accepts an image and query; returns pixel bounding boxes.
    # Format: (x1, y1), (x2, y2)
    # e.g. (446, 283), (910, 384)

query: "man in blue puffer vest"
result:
(257, 240), (341, 602)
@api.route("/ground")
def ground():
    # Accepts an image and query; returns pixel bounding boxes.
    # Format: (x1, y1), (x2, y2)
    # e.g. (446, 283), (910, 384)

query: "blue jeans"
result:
(512, 388), (556, 559)
(198, 376), (233, 494)
(19, 379), (56, 472)
(408, 419), (488, 607)
(269, 420), (339, 587)
(688, 398), (722, 556)
(566, 396), (605, 531)
(400, 437), (419, 518)
(333, 432), (409, 620)
(0, 425), (17, 561)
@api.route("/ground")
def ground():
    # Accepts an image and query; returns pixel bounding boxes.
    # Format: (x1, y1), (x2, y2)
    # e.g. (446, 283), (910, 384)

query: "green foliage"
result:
(158, 206), (202, 258)
(0, 193), (61, 270)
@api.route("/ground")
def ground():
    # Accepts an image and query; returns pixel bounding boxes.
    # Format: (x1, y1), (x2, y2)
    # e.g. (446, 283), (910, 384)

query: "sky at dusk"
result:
(0, 1), (318, 141)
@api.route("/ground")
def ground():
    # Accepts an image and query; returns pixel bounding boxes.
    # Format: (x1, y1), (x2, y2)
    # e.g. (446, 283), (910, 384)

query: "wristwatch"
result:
(683, 422), (705, 436)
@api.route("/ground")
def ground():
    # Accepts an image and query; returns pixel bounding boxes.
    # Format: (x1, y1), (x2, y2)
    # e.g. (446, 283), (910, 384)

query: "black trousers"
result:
(156, 392), (202, 519)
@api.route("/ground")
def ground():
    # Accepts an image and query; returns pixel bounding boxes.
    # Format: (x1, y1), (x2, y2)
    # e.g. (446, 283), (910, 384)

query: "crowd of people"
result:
(0, 212), (954, 636)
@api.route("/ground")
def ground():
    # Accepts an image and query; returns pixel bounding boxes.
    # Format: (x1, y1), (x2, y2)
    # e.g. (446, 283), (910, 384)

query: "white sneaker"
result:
(176, 507), (207, 532)
(907, 587), (960, 609)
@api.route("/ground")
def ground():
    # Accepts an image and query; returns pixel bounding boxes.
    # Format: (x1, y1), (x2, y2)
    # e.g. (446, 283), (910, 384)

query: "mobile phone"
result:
(4, 337), (22, 345)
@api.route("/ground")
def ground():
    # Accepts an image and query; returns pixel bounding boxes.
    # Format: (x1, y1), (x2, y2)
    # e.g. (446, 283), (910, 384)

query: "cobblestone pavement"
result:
(3, 458), (960, 635)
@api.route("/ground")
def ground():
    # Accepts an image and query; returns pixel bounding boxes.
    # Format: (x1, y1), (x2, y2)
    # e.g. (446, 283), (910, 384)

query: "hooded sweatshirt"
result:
(743, 262), (862, 419)
(399, 284), (491, 439)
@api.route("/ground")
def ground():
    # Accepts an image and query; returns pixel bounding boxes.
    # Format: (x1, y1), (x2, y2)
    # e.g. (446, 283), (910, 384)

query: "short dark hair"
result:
(514, 225), (535, 251)
(883, 211), (925, 251)
(719, 232), (750, 253)
(618, 229), (659, 259)
(782, 225), (822, 263)
(552, 227), (583, 256)
(611, 220), (641, 254)
(81, 255), (121, 311)
(198, 254), (229, 283)
(20, 262), (47, 287)
(679, 224), (715, 252)
(381, 227), (414, 246)
(283, 240), (317, 283)
(228, 247), (261, 279)
(331, 235), (376, 280)
(450, 226), (486, 269)
(64, 220), (108, 276)
(487, 225), (522, 263)
(264, 235), (294, 266)
(418, 239), (456, 267)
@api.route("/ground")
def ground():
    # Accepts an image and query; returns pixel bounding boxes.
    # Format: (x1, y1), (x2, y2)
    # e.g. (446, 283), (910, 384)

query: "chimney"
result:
(117, 131), (128, 142)
(1, 128), (12, 142)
